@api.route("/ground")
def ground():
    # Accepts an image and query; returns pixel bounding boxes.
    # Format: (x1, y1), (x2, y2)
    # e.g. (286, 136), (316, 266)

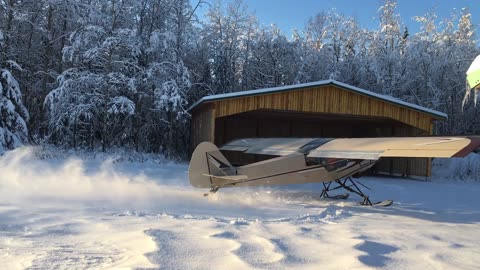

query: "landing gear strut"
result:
(320, 177), (393, 206)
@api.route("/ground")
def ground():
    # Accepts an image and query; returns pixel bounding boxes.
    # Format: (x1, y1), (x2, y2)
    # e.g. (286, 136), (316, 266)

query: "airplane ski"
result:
(323, 193), (350, 200)
(370, 200), (394, 207)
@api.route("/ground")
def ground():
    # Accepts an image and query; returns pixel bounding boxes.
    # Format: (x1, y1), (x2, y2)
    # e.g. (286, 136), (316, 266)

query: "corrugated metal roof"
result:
(188, 79), (447, 119)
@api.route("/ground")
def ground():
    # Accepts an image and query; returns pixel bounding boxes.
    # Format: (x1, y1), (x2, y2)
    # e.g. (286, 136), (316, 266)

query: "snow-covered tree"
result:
(142, 28), (192, 158)
(202, 0), (252, 93)
(44, 70), (103, 148)
(0, 69), (29, 153)
(45, 21), (140, 148)
(248, 25), (297, 88)
(295, 13), (331, 83)
(370, 0), (406, 96)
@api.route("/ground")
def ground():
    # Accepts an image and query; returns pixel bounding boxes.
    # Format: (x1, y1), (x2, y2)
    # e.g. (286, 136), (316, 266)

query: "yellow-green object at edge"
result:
(467, 55), (480, 90)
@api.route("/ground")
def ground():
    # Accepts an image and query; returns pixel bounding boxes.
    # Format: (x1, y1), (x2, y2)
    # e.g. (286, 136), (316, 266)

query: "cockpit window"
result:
(297, 138), (332, 154)
(306, 157), (348, 171)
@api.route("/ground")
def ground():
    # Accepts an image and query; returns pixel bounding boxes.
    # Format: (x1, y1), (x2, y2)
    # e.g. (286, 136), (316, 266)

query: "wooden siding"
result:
(190, 105), (215, 153)
(214, 86), (434, 132)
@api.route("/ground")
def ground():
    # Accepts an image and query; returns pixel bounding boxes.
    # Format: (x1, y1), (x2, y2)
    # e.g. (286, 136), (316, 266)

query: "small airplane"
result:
(189, 137), (480, 206)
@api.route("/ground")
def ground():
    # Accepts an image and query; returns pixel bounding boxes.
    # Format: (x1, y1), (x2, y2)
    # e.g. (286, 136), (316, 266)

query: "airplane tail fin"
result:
(189, 142), (237, 188)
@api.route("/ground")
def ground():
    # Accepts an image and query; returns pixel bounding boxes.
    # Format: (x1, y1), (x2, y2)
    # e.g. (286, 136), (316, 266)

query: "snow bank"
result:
(432, 153), (480, 182)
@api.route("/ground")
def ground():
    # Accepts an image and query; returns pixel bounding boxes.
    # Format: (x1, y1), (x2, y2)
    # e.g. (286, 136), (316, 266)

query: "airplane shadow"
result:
(258, 188), (480, 225)
(259, 176), (480, 225)
(340, 201), (480, 225)
(288, 192), (480, 224)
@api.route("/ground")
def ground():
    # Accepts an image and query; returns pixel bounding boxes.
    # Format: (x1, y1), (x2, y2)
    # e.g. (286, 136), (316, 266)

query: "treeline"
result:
(0, 0), (478, 158)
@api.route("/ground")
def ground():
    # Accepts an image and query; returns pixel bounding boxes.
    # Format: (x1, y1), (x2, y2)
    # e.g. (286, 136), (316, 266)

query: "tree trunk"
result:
(41, 5), (54, 96)
(1, 0), (16, 62)
(58, 13), (68, 73)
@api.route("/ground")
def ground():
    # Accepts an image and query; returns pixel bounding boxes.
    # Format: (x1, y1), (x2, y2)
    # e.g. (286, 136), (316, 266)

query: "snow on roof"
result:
(188, 79), (448, 119)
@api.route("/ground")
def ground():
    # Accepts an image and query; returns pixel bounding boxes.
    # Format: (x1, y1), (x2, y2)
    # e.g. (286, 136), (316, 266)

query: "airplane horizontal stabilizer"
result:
(202, 174), (248, 181)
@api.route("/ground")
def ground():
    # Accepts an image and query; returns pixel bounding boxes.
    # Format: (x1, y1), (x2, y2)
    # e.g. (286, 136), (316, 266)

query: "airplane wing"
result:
(307, 137), (480, 159)
(220, 137), (480, 160)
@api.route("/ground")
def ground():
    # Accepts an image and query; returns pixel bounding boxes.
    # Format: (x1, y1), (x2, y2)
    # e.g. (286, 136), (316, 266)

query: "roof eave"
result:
(187, 80), (448, 120)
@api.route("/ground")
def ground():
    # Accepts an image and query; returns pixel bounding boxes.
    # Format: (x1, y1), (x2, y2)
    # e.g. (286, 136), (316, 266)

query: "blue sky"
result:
(194, 0), (480, 38)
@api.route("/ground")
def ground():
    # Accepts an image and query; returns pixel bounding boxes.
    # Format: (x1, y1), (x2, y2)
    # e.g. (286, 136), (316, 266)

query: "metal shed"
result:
(188, 80), (447, 177)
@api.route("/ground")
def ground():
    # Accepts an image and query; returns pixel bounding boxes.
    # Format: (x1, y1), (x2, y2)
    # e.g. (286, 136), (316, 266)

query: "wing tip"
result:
(452, 137), (480, 157)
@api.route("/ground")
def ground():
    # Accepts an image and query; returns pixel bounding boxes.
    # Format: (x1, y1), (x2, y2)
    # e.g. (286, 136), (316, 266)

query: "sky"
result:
(193, 0), (480, 38)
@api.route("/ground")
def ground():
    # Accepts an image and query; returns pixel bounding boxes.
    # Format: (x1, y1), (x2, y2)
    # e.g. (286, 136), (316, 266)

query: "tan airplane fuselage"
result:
(225, 153), (375, 187)
(189, 142), (375, 189)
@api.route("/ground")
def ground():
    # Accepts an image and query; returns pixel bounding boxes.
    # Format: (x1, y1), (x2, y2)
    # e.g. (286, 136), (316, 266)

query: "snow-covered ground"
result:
(1, 148), (480, 269)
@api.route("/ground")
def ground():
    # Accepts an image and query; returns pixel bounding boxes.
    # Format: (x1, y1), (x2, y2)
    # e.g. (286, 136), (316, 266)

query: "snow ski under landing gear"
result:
(204, 186), (219, 197)
(320, 177), (393, 207)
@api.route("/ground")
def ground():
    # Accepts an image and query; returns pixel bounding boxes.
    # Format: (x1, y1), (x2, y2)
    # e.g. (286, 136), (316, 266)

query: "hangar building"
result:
(188, 80), (447, 177)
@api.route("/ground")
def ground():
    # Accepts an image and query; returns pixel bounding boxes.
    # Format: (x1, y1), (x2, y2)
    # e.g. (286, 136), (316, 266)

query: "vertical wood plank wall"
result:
(191, 85), (442, 177)
(214, 86), (435, 131)
(190, 105), (215, 153)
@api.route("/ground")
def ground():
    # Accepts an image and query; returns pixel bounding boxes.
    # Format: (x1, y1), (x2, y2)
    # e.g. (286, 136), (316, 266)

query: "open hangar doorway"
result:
(214, 109), (431, 178)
